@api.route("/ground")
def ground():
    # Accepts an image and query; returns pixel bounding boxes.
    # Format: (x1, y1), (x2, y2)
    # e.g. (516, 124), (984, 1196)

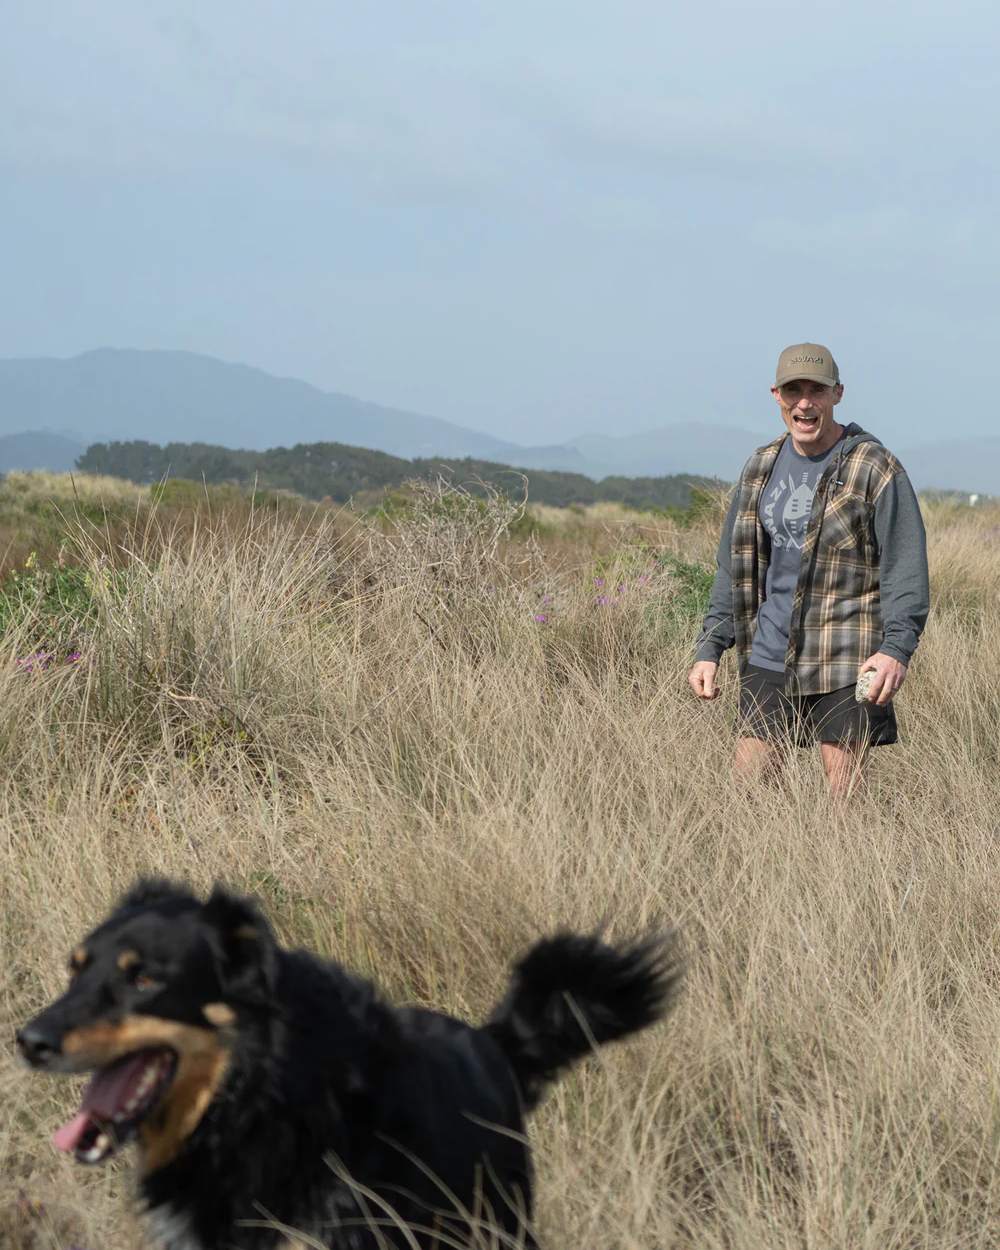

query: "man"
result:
(688, 343), (929, 796)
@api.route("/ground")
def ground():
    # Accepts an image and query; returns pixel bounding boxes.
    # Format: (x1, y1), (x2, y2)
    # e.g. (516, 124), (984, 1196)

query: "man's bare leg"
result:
(820, 741), (868, 798)
(733, 736), (785, 784)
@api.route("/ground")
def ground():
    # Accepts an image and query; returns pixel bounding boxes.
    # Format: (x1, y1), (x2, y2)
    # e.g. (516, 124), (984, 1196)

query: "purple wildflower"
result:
(595, 595), (610, 607)
(594, 577), (605, 588)
(533, 613), (548, 624)
(16, 651), (54, 674)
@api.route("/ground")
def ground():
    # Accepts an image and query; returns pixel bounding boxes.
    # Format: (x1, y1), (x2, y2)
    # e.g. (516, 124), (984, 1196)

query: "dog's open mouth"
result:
(52, 1048), (177, 1164)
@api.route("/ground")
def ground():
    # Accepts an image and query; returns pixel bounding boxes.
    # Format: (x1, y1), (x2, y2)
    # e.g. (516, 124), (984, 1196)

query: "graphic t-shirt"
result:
(749, 433), (844, 672)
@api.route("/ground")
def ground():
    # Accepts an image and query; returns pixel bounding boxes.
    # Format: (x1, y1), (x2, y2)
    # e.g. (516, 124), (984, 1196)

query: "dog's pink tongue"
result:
(51, 1053), (151, 1153)
(52, 1112), (91, 1153)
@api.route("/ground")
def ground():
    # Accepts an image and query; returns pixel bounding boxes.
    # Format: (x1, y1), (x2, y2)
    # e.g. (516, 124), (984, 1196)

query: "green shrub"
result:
(0, 556), (98, 648)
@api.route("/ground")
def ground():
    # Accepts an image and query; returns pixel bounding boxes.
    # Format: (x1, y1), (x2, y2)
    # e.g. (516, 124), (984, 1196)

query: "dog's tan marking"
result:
(69, 945), (89, 972)
(139, 1044), (230, 1174)
(201, 1002), (236, 1028)
(234, 924), (259, 940)
(62, 1016), (217, 1064)
(116, 949), (140, 972)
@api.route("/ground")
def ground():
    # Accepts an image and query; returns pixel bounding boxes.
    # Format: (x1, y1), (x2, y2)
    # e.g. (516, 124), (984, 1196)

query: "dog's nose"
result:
(16, 1022), (62, 1067)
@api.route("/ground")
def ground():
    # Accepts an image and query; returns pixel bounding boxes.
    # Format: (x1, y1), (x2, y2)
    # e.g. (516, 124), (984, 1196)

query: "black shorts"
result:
(737, 663), (897, 748)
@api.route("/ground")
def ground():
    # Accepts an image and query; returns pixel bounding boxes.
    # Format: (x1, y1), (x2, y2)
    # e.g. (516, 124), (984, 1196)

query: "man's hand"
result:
(859, 652), (907, 705)
(688, 660), (720, 700)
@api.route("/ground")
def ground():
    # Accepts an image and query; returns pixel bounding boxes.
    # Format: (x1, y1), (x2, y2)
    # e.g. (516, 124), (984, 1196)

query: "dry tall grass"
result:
(0, 475), (997, 1249)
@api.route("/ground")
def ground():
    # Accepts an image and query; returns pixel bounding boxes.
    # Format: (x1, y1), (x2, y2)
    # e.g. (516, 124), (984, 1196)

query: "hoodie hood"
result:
(837, 422), (881, 455)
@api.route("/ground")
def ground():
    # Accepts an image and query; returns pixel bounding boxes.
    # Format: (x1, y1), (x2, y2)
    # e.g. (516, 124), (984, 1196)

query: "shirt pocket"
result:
(819, 489), (872, 558)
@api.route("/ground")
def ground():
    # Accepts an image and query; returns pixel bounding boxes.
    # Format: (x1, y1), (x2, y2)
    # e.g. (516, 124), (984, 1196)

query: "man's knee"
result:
(733, 736), (782, 777)
(820, 741), (867, 796)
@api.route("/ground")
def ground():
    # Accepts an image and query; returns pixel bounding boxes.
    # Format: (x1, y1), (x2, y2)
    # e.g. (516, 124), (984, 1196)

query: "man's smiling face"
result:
(772, 378), (844, 455)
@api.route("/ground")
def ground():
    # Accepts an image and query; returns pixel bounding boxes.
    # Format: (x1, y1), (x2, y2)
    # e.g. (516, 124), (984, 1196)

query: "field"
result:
(1, 471), (998, 1249)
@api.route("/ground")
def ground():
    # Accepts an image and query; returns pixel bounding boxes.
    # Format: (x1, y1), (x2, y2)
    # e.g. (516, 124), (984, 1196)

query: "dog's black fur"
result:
(17, 880), (680, 1249)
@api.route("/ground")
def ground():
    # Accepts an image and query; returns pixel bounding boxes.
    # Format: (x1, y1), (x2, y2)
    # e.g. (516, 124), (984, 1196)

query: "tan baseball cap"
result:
(775, 343), (840, 388)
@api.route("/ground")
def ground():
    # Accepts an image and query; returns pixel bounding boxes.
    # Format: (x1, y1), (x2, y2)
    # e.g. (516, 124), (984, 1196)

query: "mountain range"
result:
(0, 348), (995, 493)
(0, 349), (764, 482)
(0, 348), (586, 467)
(0, 430), (84, 473)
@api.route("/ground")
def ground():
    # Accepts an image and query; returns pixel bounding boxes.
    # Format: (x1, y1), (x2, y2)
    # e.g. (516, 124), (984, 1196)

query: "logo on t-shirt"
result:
(762, 472), (814, 549)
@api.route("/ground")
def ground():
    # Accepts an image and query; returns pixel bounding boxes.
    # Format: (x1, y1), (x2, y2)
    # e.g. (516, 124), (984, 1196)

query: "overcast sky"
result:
(2, 1), (998, 447)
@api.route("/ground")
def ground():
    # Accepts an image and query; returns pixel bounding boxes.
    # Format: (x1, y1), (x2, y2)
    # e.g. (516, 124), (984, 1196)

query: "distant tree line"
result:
(77, 439), (723, 511)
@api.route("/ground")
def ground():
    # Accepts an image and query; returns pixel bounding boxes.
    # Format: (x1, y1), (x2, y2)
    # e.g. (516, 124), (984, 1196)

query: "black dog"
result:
(17, 879), (680, 1249)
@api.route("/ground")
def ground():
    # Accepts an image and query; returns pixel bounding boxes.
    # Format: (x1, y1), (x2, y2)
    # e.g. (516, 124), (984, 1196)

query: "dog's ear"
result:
(201, 886), (277, 1004)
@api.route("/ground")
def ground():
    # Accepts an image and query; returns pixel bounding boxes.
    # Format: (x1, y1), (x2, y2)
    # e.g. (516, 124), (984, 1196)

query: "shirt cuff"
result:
(877, 640), (913, 666)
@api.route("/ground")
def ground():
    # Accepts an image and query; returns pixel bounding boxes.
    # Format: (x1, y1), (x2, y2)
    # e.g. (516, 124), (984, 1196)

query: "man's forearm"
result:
(694, 487), (741, 662)
(695, 565), (736, 662)
(874, 472), (930, 664)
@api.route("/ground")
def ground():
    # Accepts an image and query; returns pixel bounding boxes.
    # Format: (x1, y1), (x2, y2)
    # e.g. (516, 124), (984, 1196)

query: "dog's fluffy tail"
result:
(483, 931), (681, 1110)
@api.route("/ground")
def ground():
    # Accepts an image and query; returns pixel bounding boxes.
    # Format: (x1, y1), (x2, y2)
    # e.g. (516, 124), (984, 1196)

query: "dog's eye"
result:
(129, 969), (162, 993)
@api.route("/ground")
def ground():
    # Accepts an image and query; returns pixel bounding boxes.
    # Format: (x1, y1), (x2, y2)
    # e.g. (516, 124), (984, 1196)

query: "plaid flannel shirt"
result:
(726, 428), (908, 695)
